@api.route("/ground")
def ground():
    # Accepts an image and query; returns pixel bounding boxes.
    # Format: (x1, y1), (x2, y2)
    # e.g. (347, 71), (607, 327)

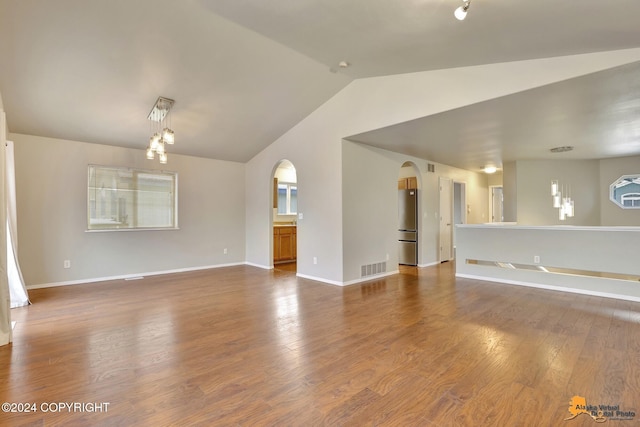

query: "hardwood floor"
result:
(1, 263), (639, 426)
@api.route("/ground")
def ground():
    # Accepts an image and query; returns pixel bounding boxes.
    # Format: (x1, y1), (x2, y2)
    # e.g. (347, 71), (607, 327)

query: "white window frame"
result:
(610, 174), (640, 209)
(87, 165), (178, 231)
(277, 182), (297, 215)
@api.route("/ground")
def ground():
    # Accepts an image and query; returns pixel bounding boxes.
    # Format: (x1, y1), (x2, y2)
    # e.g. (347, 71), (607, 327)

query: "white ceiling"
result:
(348, 61), (640, 172)
(1, 0), (640, 166)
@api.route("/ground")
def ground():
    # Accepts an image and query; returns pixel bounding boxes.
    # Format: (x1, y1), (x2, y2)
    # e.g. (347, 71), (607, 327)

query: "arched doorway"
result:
(272, 160), (298, 272)
(398, 162), (420, 266)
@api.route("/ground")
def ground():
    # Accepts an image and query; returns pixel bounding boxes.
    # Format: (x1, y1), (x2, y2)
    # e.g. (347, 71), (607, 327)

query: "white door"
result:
(439, 177), (453, 262)
(453, 182), (466, 254)
(490, 186), (504, 222)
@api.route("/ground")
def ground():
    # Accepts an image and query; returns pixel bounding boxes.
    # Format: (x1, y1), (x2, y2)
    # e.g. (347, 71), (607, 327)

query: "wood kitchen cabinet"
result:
(273, 226), (296, 263)
(273, 178), (278, 209)
(398, 177), (418, 190)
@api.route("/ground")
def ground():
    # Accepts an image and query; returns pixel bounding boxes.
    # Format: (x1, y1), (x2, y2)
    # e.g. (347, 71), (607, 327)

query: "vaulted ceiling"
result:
(1, 0), (640, 168)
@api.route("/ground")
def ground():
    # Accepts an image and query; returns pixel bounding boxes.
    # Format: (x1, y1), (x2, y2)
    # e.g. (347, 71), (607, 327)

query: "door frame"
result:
(439, 177), (453, 263)
(489, 185), (504, 223)
(452, 181), (467, 257)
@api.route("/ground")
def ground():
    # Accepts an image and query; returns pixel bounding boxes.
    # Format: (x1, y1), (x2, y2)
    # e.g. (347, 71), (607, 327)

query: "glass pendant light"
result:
(552, 180), (576, 219)
(162, 128), (175, 144)
(150, 133), (161, 151)
(567, 199), (575, 217)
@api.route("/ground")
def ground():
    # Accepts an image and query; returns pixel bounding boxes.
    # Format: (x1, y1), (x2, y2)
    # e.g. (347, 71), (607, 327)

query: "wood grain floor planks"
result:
(1, 262), (639, 426)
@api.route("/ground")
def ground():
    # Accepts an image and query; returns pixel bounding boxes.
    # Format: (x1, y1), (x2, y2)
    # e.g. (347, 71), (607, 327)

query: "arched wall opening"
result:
(271, 160), (298, 271)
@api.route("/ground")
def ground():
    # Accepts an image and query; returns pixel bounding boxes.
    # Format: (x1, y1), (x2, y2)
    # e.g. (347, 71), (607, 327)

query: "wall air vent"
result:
(361, 261), (387, 278)
(427, 163), (435, 173)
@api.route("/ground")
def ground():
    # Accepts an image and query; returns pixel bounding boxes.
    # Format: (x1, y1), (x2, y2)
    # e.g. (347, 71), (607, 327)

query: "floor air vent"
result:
(361, 262), (387, 278)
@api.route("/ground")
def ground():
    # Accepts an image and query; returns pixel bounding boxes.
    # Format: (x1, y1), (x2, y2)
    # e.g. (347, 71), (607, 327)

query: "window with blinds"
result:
(87, 165), (178, 231)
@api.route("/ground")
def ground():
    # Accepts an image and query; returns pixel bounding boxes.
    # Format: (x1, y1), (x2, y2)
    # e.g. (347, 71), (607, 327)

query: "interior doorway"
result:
(439, 177), (453, 262)
(453, 181), (466, 258)
(490, 186), (504, 223)
(272, 160), (298, 271)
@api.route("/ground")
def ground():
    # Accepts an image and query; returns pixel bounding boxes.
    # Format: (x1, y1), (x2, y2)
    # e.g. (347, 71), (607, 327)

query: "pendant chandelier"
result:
(551, 180), (575, 220)
(146, 97), (175, 164)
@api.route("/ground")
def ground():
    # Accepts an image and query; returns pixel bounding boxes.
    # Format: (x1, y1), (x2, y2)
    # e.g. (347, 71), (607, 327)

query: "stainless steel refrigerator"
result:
(398, 189), (418, 265)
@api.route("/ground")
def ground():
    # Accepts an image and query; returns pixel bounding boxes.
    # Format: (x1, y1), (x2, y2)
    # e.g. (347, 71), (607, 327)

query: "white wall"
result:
(244, 117), (345, 281)
(457, 224), (640, 302)
(341, 142), (489, 282)
(516, 159), (601, 226)
(245, 49), (640, 284)
(12, 133), (246, 287)
(502, 162), (517, 222)
(487, 172), (503, 187)
(341, 142), (404, 281)
(510, 157), (640, 227)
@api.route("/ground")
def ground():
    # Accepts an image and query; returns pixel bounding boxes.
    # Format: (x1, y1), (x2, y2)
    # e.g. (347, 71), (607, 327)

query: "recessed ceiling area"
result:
(346, 61), (640, 172)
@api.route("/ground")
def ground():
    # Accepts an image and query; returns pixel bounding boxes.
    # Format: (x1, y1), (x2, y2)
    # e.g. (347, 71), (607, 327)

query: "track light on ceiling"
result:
(146, 97), (175, 164)
(454, 0), (471, 20)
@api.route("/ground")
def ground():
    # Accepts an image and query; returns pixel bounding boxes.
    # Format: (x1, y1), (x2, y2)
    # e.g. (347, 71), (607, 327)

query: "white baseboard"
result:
(418, 261), (439, 268)
(244, 262), (273, 270)
(296, 270), (399, 287)
(455, 273), (640, 303)
(295, 272), (343, 286)
(27, 262), (246, 290)
(341, 270), (399, 286)
(27, 262), (437, 291)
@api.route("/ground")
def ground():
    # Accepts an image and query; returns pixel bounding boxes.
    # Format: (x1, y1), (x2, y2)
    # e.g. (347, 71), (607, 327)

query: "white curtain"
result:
(5, 140), (29, 308)
(0, 109), (11, 345)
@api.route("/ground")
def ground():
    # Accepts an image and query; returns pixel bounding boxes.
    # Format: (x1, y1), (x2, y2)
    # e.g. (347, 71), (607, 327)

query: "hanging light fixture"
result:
(454, 0), (471, 20)
(551, 180), (575, 220)
(145, 97), (175, 163)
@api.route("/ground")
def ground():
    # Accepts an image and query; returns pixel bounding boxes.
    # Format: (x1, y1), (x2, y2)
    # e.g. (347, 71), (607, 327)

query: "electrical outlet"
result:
(223, 248), (228, 254)
(313, 257), (317, 265)
(534, 255), (540, 264)
(64, 260), (71, 269)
